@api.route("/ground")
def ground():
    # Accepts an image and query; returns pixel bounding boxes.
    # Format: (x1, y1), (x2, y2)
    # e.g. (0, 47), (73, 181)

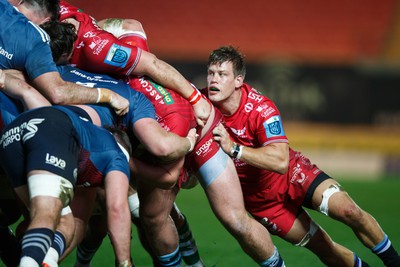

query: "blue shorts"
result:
(0, 107), (80, 187)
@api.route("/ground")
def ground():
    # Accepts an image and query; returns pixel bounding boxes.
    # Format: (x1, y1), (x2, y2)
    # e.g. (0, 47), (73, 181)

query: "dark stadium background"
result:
(68, 0), (400, 179)
(5, 2), (400, 266)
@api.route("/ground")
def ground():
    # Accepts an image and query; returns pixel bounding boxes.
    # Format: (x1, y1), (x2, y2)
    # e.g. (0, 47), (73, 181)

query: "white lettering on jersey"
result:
(196, 138), (213, 156)
(0, 118), (44, 148)
(45, 153), (66, 170)
(248, 91), (263, 102)
(0, 46), (13, 60)
(230, 127), (246, 138)
(23, 118), (45, 142)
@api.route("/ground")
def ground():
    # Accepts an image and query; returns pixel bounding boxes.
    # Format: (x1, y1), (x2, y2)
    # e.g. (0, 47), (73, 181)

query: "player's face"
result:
(207, 61), (241, 104)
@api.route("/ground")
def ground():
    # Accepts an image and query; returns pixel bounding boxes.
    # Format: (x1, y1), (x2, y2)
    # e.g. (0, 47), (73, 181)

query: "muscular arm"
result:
(104, 171), (132, 265)
(213, 123), (289, 174)
(3, 72), (51, 109)
(133, 118), (195, 162)
(134, 51), (211, 126)
(32, 72), (129, 115)
(239, 142), (289, 174)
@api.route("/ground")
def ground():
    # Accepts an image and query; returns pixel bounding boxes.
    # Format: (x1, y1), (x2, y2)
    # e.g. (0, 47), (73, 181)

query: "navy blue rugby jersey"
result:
(53, 105), (130, 186)
(57, 65), (155, 133)
(0, 0), (57, 79)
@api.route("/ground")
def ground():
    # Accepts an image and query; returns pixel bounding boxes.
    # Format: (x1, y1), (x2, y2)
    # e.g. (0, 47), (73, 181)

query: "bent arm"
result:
(134, 52), (211, 126)
(3, 72), (51, 109)
(32, 72), (129, 115)
(104, 171), (132, 265)
(213, 123), (289, 174)
(133, 118), (195, 162)
(239, 142), (289, 174)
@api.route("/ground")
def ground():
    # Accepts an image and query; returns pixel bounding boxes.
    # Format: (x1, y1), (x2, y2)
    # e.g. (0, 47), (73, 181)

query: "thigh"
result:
(203, 158), (247, 223)
(137, 182), (178, 219)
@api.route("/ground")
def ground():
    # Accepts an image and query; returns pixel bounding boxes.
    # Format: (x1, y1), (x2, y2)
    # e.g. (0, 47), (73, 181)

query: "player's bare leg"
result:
(284, 210), (363, 266)
(312, 178), (400, 266)
(203, 158), (284, 266)
(138, 182), (182, 266)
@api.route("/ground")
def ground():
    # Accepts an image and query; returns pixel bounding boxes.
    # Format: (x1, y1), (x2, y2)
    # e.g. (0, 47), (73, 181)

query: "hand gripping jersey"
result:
(0, 0), (57, 79)
(219, 83), (325, 236)
(0, 106), (130, 188)
(130, 76), (224, 188)
(59, 1), (141, 77)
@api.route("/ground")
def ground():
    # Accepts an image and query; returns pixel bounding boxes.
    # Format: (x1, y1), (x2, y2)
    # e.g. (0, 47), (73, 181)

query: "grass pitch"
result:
(5, 178), (400, 267)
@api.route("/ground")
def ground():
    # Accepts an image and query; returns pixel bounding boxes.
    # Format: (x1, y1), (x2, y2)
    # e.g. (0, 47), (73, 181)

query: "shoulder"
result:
(239, 84), (281, 124)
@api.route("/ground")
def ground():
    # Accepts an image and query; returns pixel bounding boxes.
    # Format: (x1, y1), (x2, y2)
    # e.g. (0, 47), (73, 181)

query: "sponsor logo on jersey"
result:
(263, 115), (285, 138)
(248, 91), (263, 102)
(137, 77), (174, 105)
(244, 102), (253, 113)
(45, 153), (66, 170)
(104, 44), (131, 68)
(256, 104), (276, 118)
(76, 41), (85, 49)
(70, 69), (118, 85)
(196, 138), (213, 156)
(93, 39), (110, 56)
(290, 163), (308, 184)
(0, 46), (13, 60)
(150, 81), (174, 105)
(0, 118), (45, 148)
(230, 126), (246, 138)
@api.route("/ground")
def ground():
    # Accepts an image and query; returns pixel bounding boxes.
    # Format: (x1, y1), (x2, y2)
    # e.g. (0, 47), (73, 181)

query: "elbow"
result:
(108, 201), (129, 220)
(45, 87), (67, 105)
(148, 142), (176, 159)
(277, 158), (289, 174)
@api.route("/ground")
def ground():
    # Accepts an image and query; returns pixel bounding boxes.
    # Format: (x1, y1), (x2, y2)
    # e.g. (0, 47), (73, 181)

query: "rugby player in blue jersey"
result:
(0, 0), (129, 115)
(0, 106), (134, 267)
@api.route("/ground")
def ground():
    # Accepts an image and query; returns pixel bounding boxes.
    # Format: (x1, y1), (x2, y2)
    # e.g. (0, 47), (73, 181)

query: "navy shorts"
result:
(0, 107), (80, 187)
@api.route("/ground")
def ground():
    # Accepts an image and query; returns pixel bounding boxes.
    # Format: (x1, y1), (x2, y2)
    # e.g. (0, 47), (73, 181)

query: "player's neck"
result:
(219, 87), (242, 116)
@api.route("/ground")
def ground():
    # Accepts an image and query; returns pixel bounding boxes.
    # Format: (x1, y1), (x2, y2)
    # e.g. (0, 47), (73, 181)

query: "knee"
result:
(337, 202), (365, 225)
(219, 211), (252, 237)
(140, 210), (170, 229)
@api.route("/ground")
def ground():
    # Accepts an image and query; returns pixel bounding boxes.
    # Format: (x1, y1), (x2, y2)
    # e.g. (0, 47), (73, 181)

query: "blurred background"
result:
(69, 0), (400, 180)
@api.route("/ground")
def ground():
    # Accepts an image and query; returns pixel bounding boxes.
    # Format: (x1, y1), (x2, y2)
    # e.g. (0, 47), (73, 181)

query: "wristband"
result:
(96, 88), (101, 103)
(96, 88), (112, 103)
(187, 90), (201, 105)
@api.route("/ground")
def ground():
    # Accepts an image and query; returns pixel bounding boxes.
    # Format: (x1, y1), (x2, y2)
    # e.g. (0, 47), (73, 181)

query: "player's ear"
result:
(234, 74), (244, 88)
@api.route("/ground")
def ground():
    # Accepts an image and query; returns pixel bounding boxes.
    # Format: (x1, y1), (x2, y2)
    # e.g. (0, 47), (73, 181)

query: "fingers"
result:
(116, 106), (129, 116)
(196, 117), (205, 128)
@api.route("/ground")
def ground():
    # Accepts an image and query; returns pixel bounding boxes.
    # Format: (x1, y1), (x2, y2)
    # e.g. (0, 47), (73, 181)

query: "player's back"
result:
(57, 65), (155, 132)
(0, 0), (55, 79)
(129, 76), (197, 136)
(59, 1), (141, 78)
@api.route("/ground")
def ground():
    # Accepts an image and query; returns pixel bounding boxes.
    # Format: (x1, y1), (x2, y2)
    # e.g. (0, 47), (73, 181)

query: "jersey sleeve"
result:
(75, 30), (142, 78)
(129, 91), (156, 124)
(253, 101), (289, 146)
(102, 151), (131, 180)
(24, 24), (57, 80)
